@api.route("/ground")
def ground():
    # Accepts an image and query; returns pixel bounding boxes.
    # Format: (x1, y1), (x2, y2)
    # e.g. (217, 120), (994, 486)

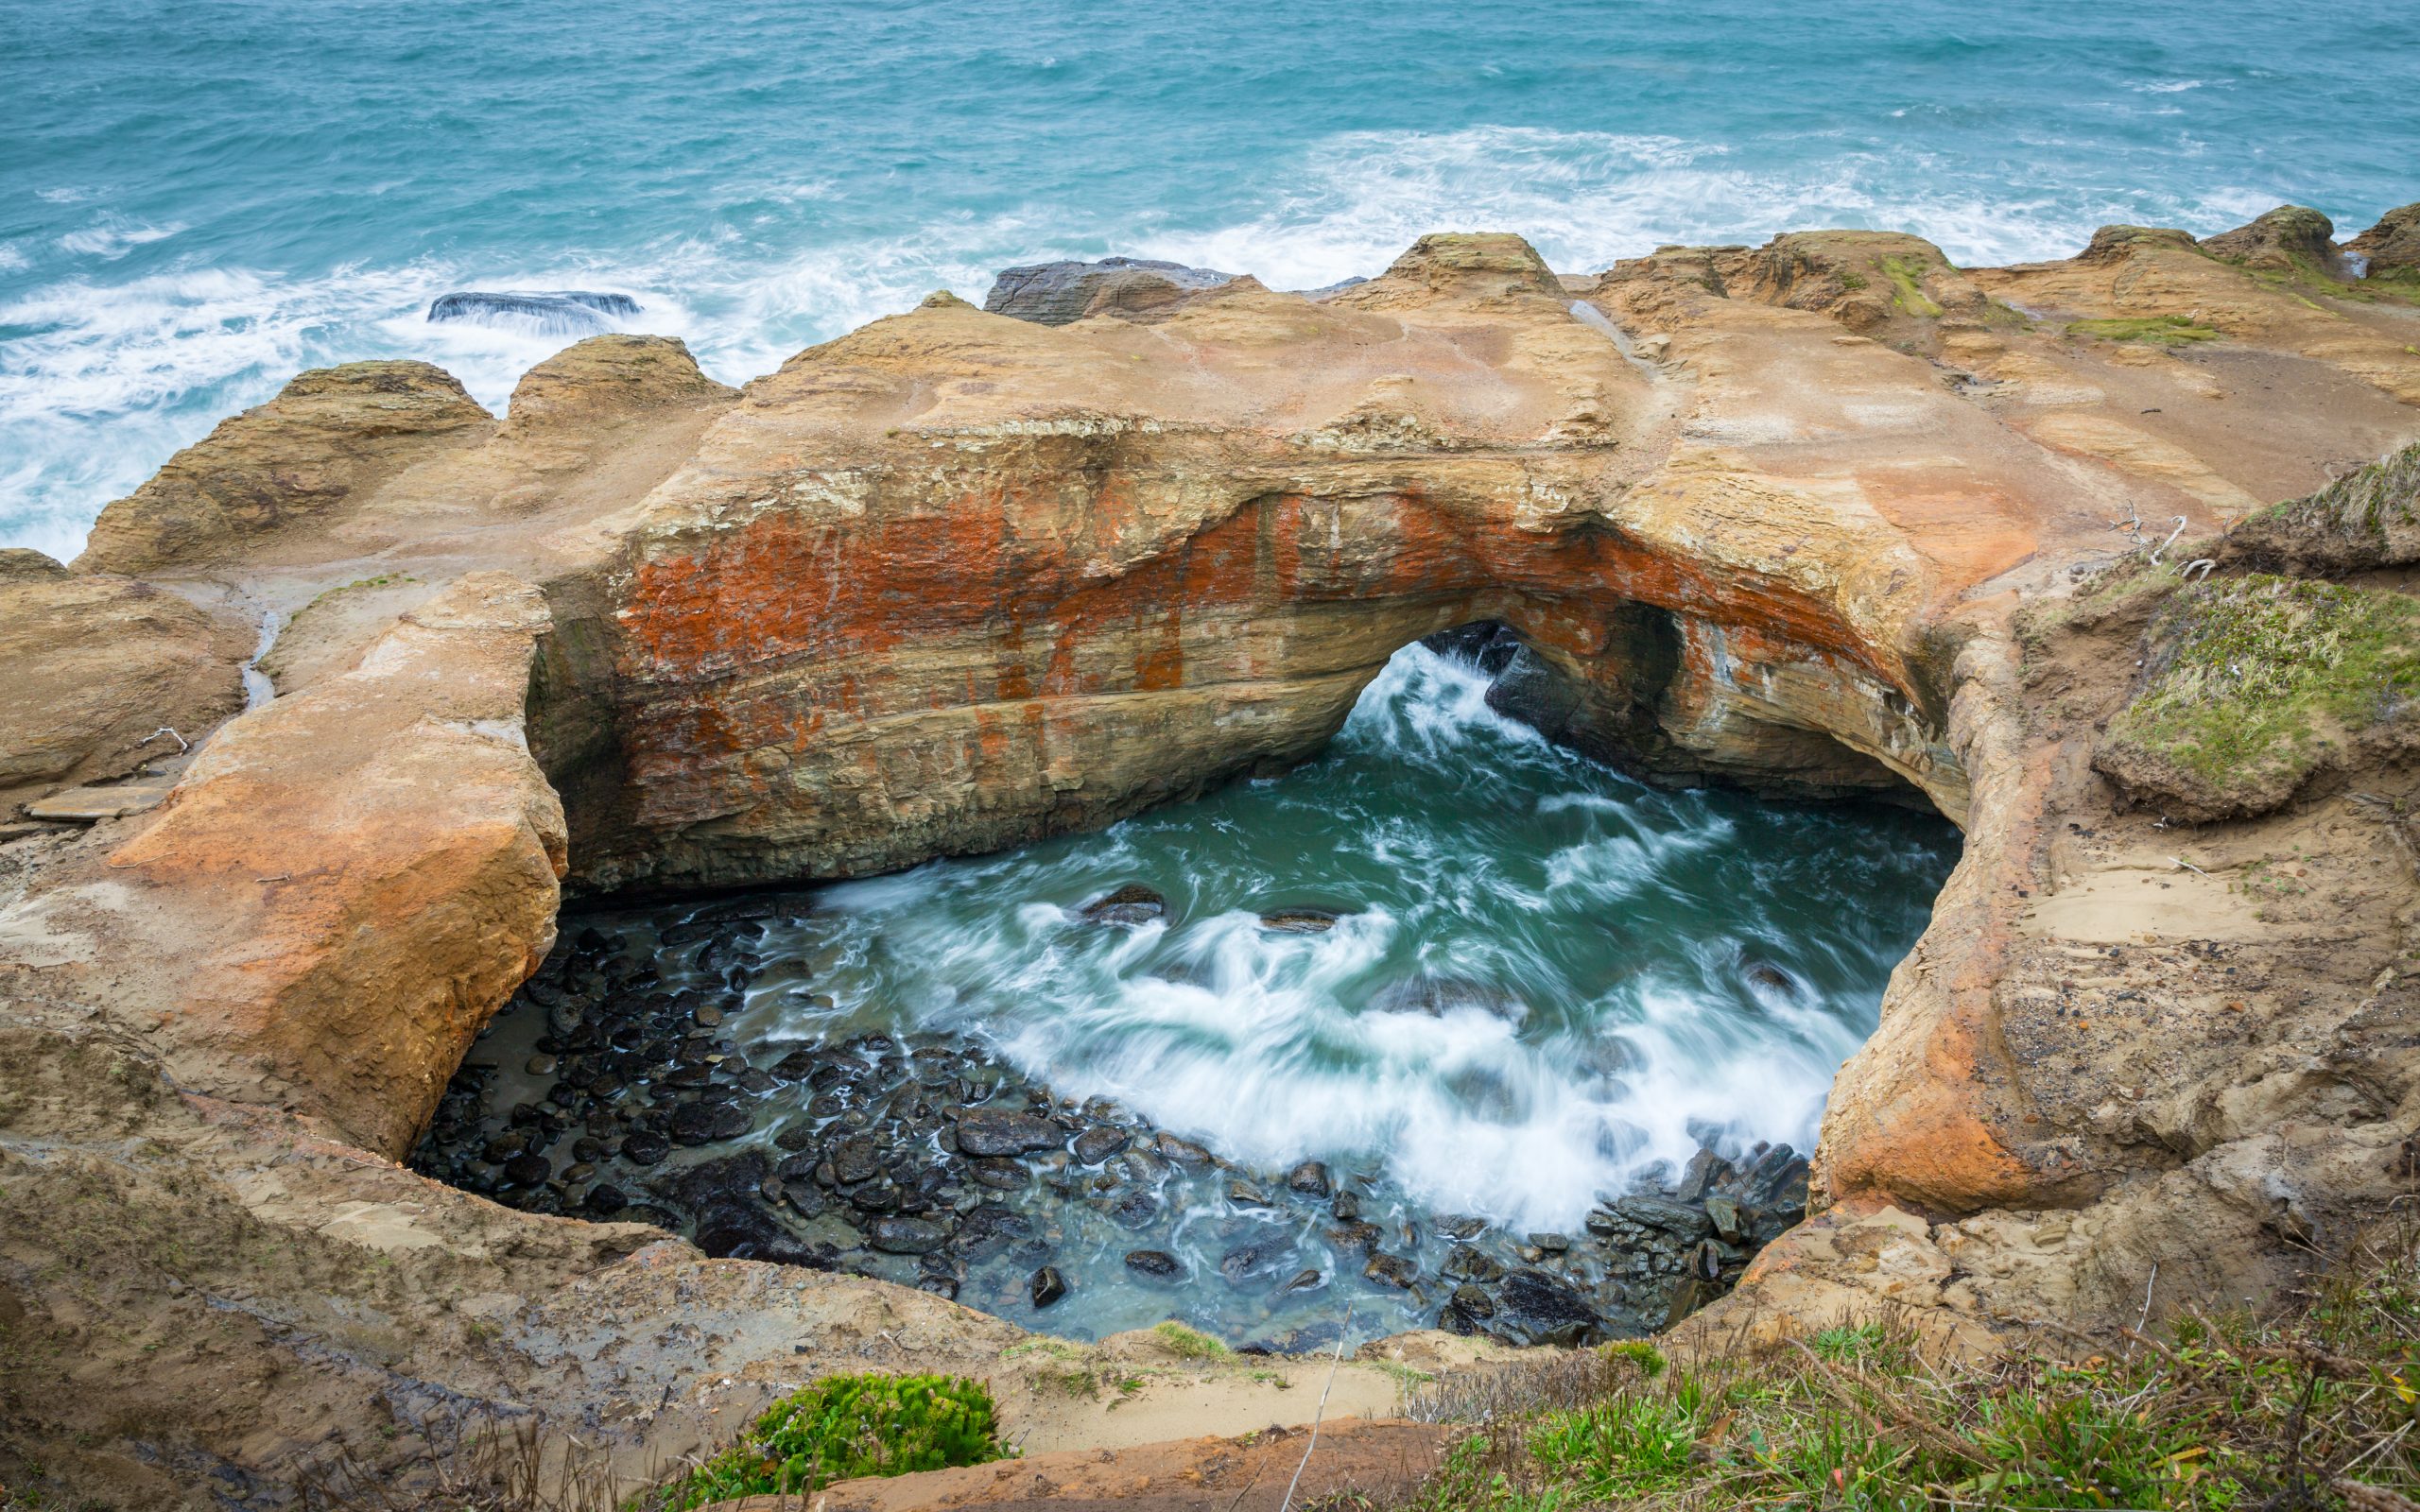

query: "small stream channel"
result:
(412, 640), (1957, 1349)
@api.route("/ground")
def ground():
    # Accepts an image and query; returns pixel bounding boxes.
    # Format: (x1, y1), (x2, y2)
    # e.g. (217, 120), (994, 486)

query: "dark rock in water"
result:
(425, 289), (641, 336)
(1219, 1241), (1288, 1287)
(1286, 1160), (1333, 1197)
(670, 1101), (750, 1146)
(828, 1135), (883, 1185)
(1257, 908), (1341, 935)
(1124, 1249), (1184, 1280)
(501, 1153), (552, 1187)
(1486, 1269), (1604, 1348)
(1447, 1282), (1497, 1320)
(1078, 884), (1167, 926)
(583, 1184), (627, 1216)
(1615, 1194), (1716, 1241)
(1332, 1190), (1363, 1222)
(1329, 1221), (1382, 1254)
(1362, 1252), (1420, 1289)
(1663, 1275), (1720, 1329)
(970, 1158), (1028, 1191)
(957, 1108), (1063, 1157)
(1107, 1191), (1162, 1228)
(1420, 621), (1525, 679)
(620, 1129), (670, 1166)
(1738, 1144), (1810, 1210)
(1073, 1125), (1131, 1165)
(1279, 1267), (1327, 1295)
(1529, 1231), (1571, 1253)
(1225, 1178), (1273, 1208)
(870, 1215), (950, 1255)
(1030, 1264), (1068, 1308)
(1152, 1132), (1212, 1167)
(1675, 1148), (1734, 1201)
(773, 1123), (818, 1153)
(1443, 1246), (1507, 1284)
(1484, 645), (1582, 736)
(984, 258), (1236, 327)
(1742, 962), (1802, 1000)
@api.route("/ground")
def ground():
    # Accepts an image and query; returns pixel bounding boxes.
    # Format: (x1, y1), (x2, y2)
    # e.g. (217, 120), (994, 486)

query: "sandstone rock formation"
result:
(0, 549), (249, 804)
(2201, 203), (2346, 274)
(2348, 199), (2420, 277)
(6, 204), (2420, 1505)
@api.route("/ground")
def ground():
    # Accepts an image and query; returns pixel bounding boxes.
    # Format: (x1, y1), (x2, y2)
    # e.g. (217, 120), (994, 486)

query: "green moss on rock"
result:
(2227, 442), (2420, 573)
(2095, 573), (2420, 819)
(2065, 314), (2221, 346)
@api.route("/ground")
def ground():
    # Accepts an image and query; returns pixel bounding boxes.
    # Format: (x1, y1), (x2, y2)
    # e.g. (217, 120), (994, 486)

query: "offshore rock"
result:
(984, 256), (1237, 326)
(427, 289), (643, 335)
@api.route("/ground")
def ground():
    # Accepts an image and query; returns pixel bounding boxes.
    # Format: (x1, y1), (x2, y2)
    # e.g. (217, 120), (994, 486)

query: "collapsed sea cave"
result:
(411, 625), (1960, 1350)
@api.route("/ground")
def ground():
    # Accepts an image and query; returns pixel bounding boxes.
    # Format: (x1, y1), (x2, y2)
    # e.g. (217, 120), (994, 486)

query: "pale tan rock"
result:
(0, 552), (248, 802)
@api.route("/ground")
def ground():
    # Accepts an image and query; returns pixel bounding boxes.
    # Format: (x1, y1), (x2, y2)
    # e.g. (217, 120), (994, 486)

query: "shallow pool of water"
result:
(415, 641), (1957, 1346)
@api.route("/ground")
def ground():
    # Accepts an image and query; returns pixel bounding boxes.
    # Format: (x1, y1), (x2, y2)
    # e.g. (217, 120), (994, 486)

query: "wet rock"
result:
(1421, 621), (1525, 678)
(1078, 884), (1167, 926)
(1107, 1191), (1161, 1228)
(1331, 1191), (1363, 1222)
(1030, 1264), (1068, 1308)
(1529, 1232), (1571, 1253)
(1486, 1269), (1604, 1348)
(970, 1158), (1028, 1191)
(828, 1136), (883, 1185)
(1257, 908), (1340, 935)
(1226, 1178), (1274, 1208)
(1738, 1145), (1810, 1211)
(1219, 1241), (1289, 1288)
(1280, 1268), (1327, 1295)
(1703, 1194), (1744, 1242)
(1152, 1132), (1212, 1167)
(1442, 1246), (1507, 1283)
(1675, 1148), (1733, 1201)
(525, 1055), (557, 1076)
(1741, 962), (1801, 1000)
(1447, 1283), (1497, 1319)
(870, 1215), (950, 1255)
(670, 1101), (750, 1145)
(1124, 1249), (1184, 1280)
(1073, 1125), (1131, 1164)
(956, 1108), (1063, 1157)
(620, 1129), (670, 1166)
(1328, 1221), (1382, 1254)
(1362, 1253), (1420, 1289)
(1614, 1194), (1715, 1242)
(501, 1153), (551, 1186)
(582, 1184), (627, 1216)
(1286, 1160), (1333, 1197)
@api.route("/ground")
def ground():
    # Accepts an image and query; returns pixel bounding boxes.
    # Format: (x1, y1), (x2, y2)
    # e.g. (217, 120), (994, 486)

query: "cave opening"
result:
(414, 619), (1962, 1349)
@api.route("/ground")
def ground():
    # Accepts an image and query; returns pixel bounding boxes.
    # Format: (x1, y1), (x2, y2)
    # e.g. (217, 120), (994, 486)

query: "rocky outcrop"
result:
(2348, 200), (2420, 277)
(983, 256), (1238, 325)
(2201, 204), (2344, 274)
(5, 217), (2420, 1505)
(0, 551), (249, 802)
(0, 573), (567, 1156)
(76, 361), (495, 575)
(2224, 441), (2420, 573)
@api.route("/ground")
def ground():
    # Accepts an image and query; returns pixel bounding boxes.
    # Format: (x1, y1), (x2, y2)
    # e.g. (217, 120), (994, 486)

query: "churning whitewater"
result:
(786, 644), (1955, 1233)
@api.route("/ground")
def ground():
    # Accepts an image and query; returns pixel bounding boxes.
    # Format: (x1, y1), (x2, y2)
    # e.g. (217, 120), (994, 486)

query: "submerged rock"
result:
(1030, 1264), (1068, 1308)
(955, 1108), (1063, 1157)
(1078, 883), (1167, 926)
(1483, 1268), (1604, 1347)
(1257, 908), (1341, 935)
(426, 290), (642, 335)
(1124, 1249), (1184, 1280)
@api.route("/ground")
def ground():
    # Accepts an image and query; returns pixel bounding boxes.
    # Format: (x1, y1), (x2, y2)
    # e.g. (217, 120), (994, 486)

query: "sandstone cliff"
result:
(6, 204), (2420, 1505)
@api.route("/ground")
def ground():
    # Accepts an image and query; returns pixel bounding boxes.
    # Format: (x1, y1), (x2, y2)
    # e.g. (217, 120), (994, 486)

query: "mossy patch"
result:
(653, 1373), (1005, 1508)
(2095, 573), (2420, 818)
(2065, 314), (2221, 346)
(1877, 254), (1944, 318)
(2235, 441), (2420, 569)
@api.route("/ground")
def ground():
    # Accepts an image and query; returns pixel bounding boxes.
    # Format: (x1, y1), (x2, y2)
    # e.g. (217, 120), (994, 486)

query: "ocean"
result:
(4, 0), (2415, 558)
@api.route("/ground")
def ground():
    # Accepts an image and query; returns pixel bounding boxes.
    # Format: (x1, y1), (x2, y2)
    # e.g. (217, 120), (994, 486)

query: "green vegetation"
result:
(2065, 314), (2222, 346)
(1364, 1228), (2420, 1511)
(1150, 1320), (1232, 1360)
(2104, 572), (2420, 791)
(301, 572), (418, 613)
(653, 1373), (1005, 1508)
(1877, 255), (1944, 318)
(2246, 441), (2420, 558)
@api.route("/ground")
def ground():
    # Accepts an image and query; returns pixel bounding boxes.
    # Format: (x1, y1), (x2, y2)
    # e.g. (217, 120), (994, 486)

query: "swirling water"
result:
(5, 0), (2419, 557)
(423, 644), (1956, 1343)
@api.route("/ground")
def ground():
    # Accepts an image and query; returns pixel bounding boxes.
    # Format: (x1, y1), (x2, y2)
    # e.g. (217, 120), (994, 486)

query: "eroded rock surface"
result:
(6, 207), (2420, 1506)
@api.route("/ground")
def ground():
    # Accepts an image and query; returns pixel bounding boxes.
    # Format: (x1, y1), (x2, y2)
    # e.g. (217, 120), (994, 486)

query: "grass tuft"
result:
(1321, 1223), (2420, 1512)
(652, 1373), (1004, 1509)
(1150, 1320), (1232, 1360)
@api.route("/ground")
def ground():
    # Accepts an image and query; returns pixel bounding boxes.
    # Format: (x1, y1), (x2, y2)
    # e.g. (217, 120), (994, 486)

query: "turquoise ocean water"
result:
(3, 0), (2415, 558)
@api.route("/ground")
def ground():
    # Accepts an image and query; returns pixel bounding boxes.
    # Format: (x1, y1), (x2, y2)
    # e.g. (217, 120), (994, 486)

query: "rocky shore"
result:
(4, 201), (2420, 1508)
(413, 897), (1814, 1349)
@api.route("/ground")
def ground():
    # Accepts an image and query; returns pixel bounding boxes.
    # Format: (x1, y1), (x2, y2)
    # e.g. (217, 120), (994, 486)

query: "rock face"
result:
(5, 215), (2420, 1505)
(2348, 200), (2420, 278)
(1, 573), (567, 1156)
(983, 256), (1238, 325)
(2201, 204), (2343, 275)
(77, 362), (496, 575)
(0, 553), (249, 801)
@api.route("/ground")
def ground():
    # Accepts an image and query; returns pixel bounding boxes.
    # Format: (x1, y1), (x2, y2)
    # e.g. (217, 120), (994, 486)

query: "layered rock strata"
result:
(4, 204), (2420, 1503)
